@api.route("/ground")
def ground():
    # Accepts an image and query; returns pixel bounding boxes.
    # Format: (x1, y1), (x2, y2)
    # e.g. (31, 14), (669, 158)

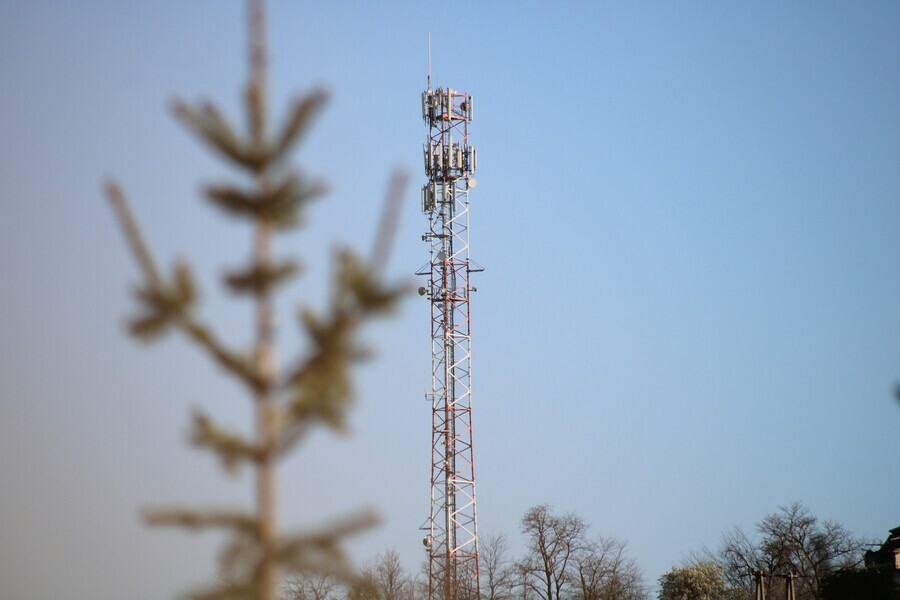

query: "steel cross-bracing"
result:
(417, 86), (481, 600)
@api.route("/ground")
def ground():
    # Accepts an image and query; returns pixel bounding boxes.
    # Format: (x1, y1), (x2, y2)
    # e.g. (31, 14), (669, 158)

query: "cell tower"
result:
(417, 73), (481, 600)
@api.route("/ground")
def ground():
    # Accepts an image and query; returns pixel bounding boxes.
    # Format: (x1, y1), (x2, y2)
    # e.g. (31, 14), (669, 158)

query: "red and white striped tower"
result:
(418, 83), (481, 600)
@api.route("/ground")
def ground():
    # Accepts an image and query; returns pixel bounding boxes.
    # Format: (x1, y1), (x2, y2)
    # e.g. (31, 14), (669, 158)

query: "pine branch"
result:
(107, 182), (263, 390)
(273, 91), (328, 162)
(205, 172), (326, 228)
(173, 100), (267, 173)
(187, 581), (258, 600)
(223, 259), (301, 297)
(144, 508), (260, 537)
(180, 317), (263, 392)
(190, 410), (262, 472)
(279, 250), (405, 449)
(370, 170), (409, 275)
(126, 261), (196, 340)
(277, 511), (380, 573)
(106, 180), (163, 287)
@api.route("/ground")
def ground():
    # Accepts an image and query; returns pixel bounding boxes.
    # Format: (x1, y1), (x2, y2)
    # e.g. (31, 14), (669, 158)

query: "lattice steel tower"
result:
(417, 80), (481, 600)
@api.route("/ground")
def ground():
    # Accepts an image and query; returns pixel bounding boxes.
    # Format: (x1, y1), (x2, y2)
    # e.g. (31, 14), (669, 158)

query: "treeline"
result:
(284, 502), (893, 600)
(284, 503), (647, 600)
(657, 502), (892, 600)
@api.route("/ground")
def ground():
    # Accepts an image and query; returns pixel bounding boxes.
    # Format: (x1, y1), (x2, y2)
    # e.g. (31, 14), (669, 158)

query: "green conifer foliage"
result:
(106, 1), (406, 598)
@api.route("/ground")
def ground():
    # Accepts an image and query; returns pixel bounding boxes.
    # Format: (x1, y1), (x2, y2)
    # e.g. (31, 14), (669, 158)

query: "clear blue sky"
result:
(1, 1), (898, 598)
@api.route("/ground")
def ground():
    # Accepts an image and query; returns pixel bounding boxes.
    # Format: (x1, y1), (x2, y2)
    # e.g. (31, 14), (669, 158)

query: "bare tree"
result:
(406, 565), (427, 600)
(573, 537), (646, 600)
(359, 549), (413, 600)
(285, 573), (342, 600)
(516, 505), (588, 600)
(481, 532), (515, 600)
(715, 503), (870, 600)
(716, 526), (777, 597)
(512, 506), (647, 600)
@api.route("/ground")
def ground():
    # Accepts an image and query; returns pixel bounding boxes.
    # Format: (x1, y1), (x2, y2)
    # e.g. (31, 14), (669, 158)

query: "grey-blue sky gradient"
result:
(1, 2), (898, 598)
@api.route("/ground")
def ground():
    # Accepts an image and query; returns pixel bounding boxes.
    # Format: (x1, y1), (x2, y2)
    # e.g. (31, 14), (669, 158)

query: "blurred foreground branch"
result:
(106, 1), (406, 598)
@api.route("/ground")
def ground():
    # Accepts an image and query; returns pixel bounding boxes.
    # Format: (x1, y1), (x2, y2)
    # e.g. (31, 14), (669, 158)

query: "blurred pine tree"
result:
(106, 1), (406, 598)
